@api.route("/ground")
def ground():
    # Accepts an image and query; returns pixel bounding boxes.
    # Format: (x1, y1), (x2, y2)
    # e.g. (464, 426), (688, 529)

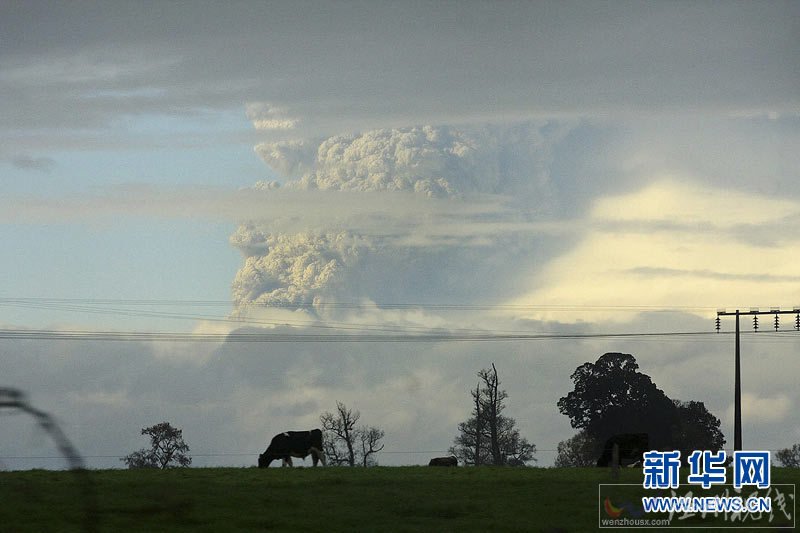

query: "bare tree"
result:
(121, 422), (191, 469)
(320, 401), (385, 467)
(358, 426), (385, 467)
(480, 363), (507, 465)
(473, 383), (483, 466)
(450, 364), (536, 466)
(320, 401), (359, 466)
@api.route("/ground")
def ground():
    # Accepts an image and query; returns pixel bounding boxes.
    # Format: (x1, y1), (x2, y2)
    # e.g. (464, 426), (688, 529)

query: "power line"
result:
(716, 307), (800, 454)
(0, 297), (767, 340)
(0, 299), (547, 336)
(0, 296), (723, 313)
(0, 328), (782, 343)
(3, 297), (797, 343)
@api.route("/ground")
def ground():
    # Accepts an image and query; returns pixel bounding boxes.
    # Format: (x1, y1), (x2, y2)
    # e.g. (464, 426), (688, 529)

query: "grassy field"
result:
(0, 467), (797, 532)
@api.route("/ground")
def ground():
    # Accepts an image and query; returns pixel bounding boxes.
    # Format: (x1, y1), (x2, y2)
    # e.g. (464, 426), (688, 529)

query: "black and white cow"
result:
(596, 433), (648, 467)
(428, 456), (458, 467)
(258, 428), (326, 467)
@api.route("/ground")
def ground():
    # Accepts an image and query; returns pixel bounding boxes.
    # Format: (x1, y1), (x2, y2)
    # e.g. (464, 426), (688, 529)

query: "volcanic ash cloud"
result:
(234, 123), (567, 314)
(230, 230), (365, 309)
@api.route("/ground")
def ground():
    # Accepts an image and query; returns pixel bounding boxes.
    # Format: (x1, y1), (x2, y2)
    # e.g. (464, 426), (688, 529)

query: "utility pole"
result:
(716, 307), (800, 451)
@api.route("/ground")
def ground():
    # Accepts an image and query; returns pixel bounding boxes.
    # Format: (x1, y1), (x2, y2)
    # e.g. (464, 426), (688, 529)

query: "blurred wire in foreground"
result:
(0, 387), (98, 533)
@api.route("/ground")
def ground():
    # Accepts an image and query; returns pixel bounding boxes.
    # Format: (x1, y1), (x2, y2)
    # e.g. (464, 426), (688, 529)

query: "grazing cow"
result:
(428, 456), (458, 467)
(596, 433), (648, 467)
(258, 428), (326, 468)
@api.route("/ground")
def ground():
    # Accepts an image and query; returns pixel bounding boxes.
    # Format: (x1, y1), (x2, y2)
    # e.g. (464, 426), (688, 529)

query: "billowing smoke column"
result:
(230, 230), (363, 309)
(254, 124), (564, 197)
(232, 123), (567, 313)
(286, 127), (477, 196)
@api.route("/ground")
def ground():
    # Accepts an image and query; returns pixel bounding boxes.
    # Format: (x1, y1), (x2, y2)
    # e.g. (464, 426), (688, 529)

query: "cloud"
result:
(3, 317), (798, 470)
(624, 267), (800, 284)
(228, 123), (573, 311)
(254, 139), (318, 178)
(726, 394), (791, 426)
(0, 49), (179, 87)
(2, 3), (797, 146)
(610, 116), (800, 201)
(229, 121), (800, 316)
(246, 102), (299, 131)
(511, 180), (800, 323)
(230, 232), (362, 309)
(591, 179), (799, 227)
(10, 154), (56, 172)
(1, 118), (578, 319)
(258, 124), (569, 200)
(0, 184), (521, 241)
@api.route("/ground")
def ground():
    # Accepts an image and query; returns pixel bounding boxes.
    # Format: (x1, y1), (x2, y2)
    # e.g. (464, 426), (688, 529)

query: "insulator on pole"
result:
(774, 314), (780, 331)
(795, 312), (799, 331)
(753, 315), (759, 331)
(715, 316), (721, 332)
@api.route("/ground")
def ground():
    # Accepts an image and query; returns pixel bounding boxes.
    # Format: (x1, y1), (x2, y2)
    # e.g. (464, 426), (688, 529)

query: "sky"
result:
(1, 1), (798, 469)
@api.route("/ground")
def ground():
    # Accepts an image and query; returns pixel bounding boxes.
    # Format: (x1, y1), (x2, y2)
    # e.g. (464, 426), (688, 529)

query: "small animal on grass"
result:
(428, 456), (458, 467)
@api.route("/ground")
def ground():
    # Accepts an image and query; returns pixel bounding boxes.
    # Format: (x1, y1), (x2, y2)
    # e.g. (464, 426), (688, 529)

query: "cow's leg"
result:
(313, 447), (326, 466)
(282, 456), (294, 467)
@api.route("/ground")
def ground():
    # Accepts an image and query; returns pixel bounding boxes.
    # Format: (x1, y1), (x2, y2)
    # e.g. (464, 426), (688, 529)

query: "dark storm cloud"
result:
(1, 1), (797, 142)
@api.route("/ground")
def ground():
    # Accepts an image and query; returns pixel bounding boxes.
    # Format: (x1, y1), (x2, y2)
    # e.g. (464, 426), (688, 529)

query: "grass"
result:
(0, 467), (797, 532)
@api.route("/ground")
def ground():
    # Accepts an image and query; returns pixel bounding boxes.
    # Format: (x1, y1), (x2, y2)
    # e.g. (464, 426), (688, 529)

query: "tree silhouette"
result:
(558, 352), (677, 450)
(672, 400), (725, 456)
(121, 422), (191, 469)
(320, 401), (385, 467)
(554, 430), (598, 467)
(776, 444), (800, 467)
(558, 353), (726, 457)
(357, 426), (385, 467)
(450, 364), (536, 466)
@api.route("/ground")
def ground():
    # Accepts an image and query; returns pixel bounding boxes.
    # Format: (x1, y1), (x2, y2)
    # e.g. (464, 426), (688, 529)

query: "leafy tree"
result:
(450, 364), (536, 466)
(558, 353), (726, 458)
(671, 400), (725, 456)
(557, 352), (677, 450)
(121, 421), (191, 469)
(320, 401), (385, 467)
(121, 449), (158, 469)
(554, 430), (598, 467)
(776, 444), (800, 467)
(494, 416), (536, 466)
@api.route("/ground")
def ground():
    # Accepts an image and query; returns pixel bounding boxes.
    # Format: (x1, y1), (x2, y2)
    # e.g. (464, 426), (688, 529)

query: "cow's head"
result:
(258, 452), (274, 468)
